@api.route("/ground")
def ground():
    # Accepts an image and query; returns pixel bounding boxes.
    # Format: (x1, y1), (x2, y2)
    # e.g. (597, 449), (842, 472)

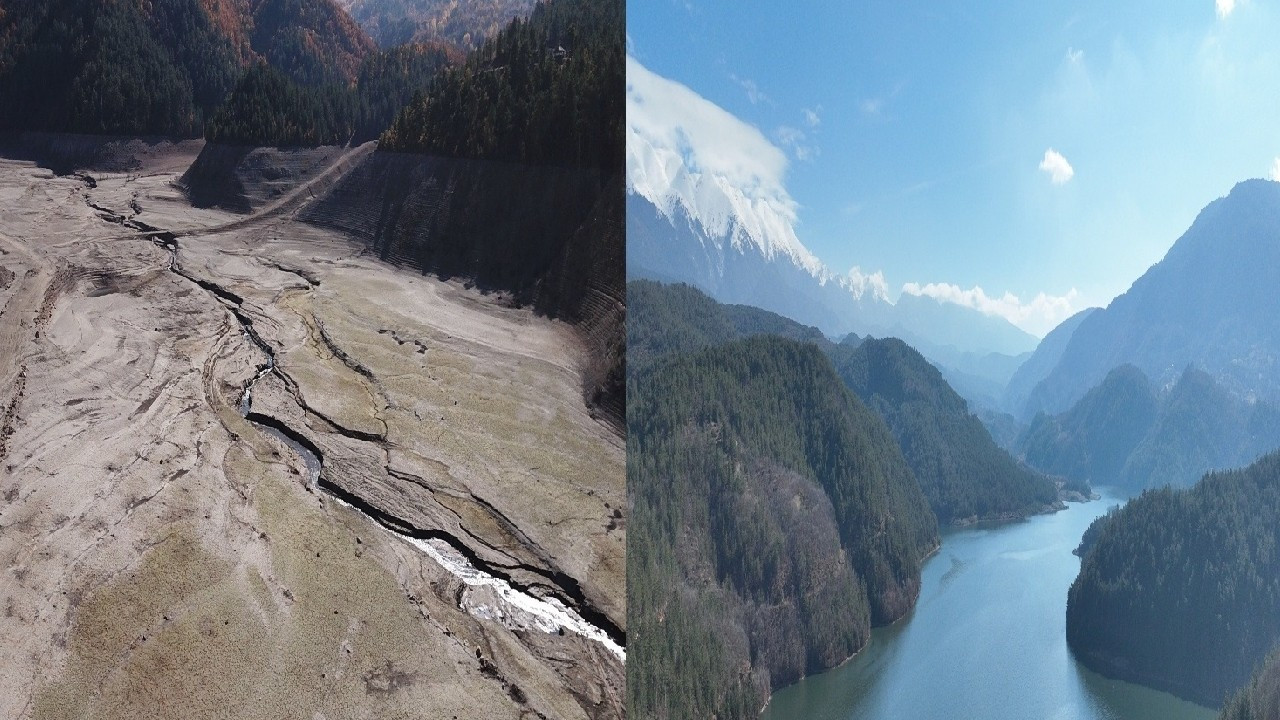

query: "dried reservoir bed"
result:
(0, 147), (624, 720)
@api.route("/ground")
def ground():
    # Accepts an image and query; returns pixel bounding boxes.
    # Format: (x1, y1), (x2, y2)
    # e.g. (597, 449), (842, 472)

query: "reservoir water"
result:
(761, 488), (1217, 720)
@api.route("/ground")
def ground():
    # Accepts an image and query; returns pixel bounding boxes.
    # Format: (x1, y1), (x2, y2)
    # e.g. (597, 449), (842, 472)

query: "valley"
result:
(0, 143), (623, 719)
(760, 488), (1215, 720)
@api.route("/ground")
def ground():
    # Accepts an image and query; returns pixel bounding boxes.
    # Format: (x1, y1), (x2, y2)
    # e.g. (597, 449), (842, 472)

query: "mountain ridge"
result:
(625, 124), (1042, 373)
(1026, 179), (1280, 416)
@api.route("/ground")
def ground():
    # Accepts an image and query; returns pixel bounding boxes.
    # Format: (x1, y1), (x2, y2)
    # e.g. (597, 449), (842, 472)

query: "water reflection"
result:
(761, 489), (1217, 720)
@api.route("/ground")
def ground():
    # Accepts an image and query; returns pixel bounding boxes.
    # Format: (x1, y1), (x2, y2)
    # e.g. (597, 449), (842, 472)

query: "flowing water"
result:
(761, 489), (1216, 720)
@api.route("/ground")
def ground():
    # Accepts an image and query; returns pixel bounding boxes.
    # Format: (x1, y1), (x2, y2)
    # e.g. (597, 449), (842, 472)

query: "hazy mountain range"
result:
(1018, 179), (1280, 420)
(630, 87), (1280, 436)
(625, 120), (1039, 387)
(1017, 363), (1280, 491)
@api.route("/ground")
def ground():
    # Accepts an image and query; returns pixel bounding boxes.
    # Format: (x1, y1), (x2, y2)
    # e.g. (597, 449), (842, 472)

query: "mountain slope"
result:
(626, 188), (1037, 361)
(1219, 648), (1280, 720)
(0, 0), (374, 137)
(334, 0), (535, 50)
(1017, 364), (1158, 486)
(250, 0), (374, 86)
(628, 334), (937, 720)
(198, 41), (456, 148)
(1067, 451), (1280, 706)
(1005, 307), (1097, 418)
(1028, 179), (1280, 415)
(832, 337), (1062, 524)
(626, 279), (833, 370)
(1120, 367), (1280, 489)
(300, 0), (624, 426)
(1018, 364), (1280, 491)
(381, 0), (621, 171)
(625, 73), (1045, 361)
(630, 280), (1069, 525)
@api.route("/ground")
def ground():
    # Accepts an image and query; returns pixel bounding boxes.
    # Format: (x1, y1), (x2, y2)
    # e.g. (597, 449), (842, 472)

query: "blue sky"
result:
(627, 0), (1280, 336)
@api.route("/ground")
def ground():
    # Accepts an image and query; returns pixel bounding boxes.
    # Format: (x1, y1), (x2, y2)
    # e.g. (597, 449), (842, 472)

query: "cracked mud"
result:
(0, 146), (624, 720)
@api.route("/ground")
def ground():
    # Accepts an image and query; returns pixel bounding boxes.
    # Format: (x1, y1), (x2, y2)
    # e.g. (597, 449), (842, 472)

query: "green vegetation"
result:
(1220, 647), (1280, 720)
(204, 43), (455, 147)
(1067, 451), (1280, 706)
(626, 281), (1073, 718)
(0, 0), (238, 135)
(1121, 367), (1280, 489)
(340, 0), (536, 50)
(1072, 504), (1121, 558)
(832, 337), (1061, 525)
(380, 0), (623, 171)
(0, 0), (373, 137)
(1019, 365), (1280, 491)
(1018, 364), (1158, 485)
(350, 42), (459, 141)
(249, 0), (374, 87)
(205, 63), (354, 146)
(0, 0), (615, 154)
(630, 280), (1066, 525)
(628, 335), (937, 719)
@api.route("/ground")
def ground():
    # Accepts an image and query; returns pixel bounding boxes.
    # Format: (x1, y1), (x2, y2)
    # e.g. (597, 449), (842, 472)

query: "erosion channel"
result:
(0, 144), (624, 720)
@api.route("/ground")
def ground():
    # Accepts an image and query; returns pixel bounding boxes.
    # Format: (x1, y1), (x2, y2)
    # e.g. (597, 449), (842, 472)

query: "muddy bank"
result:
(0, 132), (204, 175)
(0, 154), (624, 720)
(178, 143), (352, 213)
(300, 151), (625, 428)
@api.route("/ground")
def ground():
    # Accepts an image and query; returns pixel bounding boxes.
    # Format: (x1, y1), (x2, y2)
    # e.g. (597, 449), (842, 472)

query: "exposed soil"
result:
(0, 143), (623, 720)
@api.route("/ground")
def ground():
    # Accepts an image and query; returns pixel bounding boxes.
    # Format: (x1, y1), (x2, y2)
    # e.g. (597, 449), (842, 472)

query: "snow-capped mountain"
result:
(627, 124), (828, 280)
(625, 53), (1041, 402)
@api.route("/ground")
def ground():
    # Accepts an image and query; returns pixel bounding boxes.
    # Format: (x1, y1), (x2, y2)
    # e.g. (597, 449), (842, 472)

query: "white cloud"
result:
(1066, 47), (1084, 64)
(860, 98), (884, 116)
(730, 74), (772, 106)
(1216, 0), (1236, 18)
(626, 56), (824, 275)
(628, 57), (791, 205)
(1270, 156), (1280, 181)
(1039, 148), (1075, 184)
(775, 125), (817, 161)
(803, 107), (822, 127)
(776, 125), (804, 145)
(846, 266), (890, 302)
(901, 282), (1080, 336)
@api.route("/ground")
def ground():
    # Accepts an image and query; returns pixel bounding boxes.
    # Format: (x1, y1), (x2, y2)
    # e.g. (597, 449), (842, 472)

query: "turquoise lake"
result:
(761, 488), (1217, 720)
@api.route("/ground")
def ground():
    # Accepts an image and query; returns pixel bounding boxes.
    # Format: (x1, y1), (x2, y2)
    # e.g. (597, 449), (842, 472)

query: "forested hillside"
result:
(630, 280), (1070, 525)
(203, 42), (456, 146)
(335, 0), (536, 50)
(832, 337), (1063, 524)
(1018, 365), (1280, 491)
(205, 63), (353, 146)
(380, 0), (622, 171)
(1018, 364), (1158, 485)
(1067, 451), (1280, 706)
(349, 42), (459, 140)
(628, 335), (937, 719)
(1121, 367), (1280, 489)
(1219, 648), (1280, 720)
(0, 0), (373, 137)
(626, 280), (835, 369)
(249, 0), (373, 86)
